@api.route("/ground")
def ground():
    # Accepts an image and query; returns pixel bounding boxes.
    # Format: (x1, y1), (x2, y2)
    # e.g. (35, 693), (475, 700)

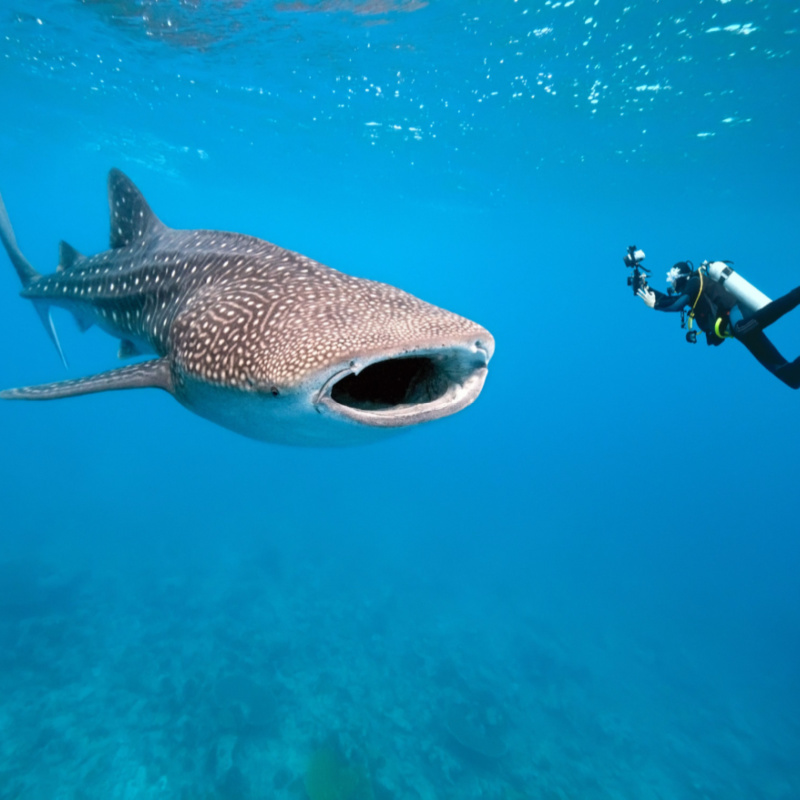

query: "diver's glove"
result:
(637, 287), (656, 308)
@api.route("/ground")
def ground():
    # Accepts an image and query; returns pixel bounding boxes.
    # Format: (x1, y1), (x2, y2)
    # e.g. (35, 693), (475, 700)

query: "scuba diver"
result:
(627, 249), (800, 389)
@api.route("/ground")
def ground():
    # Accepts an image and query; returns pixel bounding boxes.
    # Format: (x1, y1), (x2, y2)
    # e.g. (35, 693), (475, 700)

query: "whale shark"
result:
(0, 170), (494, 445)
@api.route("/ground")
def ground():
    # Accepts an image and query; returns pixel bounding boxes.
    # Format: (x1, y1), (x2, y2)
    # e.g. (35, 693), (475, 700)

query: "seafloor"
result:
(1, 548), (796, 800)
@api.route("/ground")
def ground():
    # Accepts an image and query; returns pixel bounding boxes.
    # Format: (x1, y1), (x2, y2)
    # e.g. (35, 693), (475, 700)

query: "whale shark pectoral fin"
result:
(0, 358), (173, 400)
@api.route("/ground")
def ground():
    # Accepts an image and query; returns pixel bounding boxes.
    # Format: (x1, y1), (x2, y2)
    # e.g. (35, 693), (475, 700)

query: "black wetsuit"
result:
(651, 275), (800, 389)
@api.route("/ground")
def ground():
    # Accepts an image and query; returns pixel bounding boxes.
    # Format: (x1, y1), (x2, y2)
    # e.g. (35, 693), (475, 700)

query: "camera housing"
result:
(624, 247), (646, 267)
(624, 245), (650, 295)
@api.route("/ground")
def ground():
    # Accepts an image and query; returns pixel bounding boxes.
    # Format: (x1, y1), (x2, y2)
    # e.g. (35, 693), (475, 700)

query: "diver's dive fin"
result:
(0, 358), (173, 401)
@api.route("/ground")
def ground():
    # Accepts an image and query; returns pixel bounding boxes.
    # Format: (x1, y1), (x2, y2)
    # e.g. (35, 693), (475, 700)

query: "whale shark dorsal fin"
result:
(107, 169), (166, 249)
(0, 358), (174, 400)
(58, 240), (84, 272)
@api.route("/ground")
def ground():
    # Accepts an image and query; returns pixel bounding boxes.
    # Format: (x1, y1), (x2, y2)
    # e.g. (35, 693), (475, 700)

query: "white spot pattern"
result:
(22, 170), (489, 392)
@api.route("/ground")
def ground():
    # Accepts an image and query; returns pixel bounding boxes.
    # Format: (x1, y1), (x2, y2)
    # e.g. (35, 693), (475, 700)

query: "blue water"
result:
(1, 1), (799, 797)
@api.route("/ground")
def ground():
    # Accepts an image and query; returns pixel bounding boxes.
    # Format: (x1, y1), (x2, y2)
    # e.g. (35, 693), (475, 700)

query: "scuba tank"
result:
(705, 260), (771, 315)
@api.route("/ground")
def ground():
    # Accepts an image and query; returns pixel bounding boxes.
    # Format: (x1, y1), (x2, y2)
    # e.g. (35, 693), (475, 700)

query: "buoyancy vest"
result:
(683, 274), (738, 345)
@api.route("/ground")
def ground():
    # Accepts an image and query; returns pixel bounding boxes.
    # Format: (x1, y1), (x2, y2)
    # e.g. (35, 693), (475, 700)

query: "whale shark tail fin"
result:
(0, 190), (67, 366)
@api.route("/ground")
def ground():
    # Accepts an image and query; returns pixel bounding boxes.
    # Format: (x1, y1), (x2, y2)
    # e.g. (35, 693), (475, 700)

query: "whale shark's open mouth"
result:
(316, 343), (492, 428)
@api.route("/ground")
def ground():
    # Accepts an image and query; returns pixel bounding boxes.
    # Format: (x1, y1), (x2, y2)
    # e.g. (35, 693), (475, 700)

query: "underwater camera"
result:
(624, 245), (650, 295)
